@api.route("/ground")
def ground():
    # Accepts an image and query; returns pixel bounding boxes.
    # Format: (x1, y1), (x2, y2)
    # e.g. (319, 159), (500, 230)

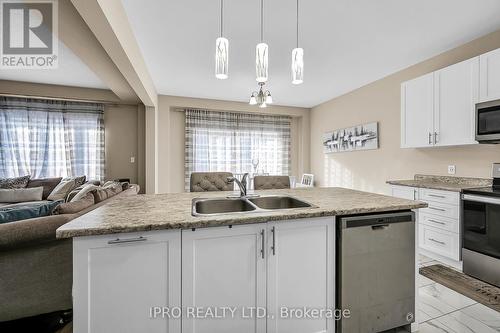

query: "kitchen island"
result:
(57, 187), (426, 333)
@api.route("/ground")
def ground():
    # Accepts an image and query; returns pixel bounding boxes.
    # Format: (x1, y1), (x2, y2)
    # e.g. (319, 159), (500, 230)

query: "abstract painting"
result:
(323, 122), (378, 153)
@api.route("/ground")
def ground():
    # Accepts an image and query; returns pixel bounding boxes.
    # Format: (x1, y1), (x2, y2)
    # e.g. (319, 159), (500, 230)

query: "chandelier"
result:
(249, 82), (273, 108)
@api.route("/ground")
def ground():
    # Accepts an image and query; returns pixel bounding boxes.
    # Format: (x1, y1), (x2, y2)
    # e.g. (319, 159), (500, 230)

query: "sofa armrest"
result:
(0, 214), (72, 250)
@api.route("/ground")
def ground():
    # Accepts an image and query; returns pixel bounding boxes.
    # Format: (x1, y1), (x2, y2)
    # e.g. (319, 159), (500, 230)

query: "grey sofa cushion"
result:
(190, 172), (234, 192)
(0, 175), (30, 189)
(27, 177), (62, 199)
(254, 176), (291, 190)
(55, 192), (95, 215)
(0, 187), (43, 203)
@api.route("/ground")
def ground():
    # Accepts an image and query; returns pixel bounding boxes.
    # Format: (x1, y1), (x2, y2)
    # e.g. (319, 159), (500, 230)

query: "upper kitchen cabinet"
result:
(433, 57), (479, 146)
(401, 58), (480, 148)
(401, 73), (434, 148)
(480, 48), (500, 102)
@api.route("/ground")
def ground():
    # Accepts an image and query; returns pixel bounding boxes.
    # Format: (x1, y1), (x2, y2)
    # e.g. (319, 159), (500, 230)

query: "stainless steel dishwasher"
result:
(336, 211), (415, 333)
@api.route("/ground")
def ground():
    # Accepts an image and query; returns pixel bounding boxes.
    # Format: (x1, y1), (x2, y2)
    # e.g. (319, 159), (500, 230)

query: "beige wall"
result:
(0, 80), (146, 191)
(104, 104), (143, 186)
(310, 30), (500, 195)
(157, 95), (310, 193)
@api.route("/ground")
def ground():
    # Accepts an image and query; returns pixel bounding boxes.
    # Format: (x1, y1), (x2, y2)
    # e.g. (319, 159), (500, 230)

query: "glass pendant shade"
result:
(291, 47), (304, 84)
(249, 94), (257, 105)
(215, 37), (229, 79)
(265, 92), (273, 104)
(255, 42), (269, 82)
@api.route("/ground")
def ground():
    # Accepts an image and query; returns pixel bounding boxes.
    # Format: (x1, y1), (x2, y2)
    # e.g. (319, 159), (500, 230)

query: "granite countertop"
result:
(387, 174), (492, 192)
(56, 187), (427, 239)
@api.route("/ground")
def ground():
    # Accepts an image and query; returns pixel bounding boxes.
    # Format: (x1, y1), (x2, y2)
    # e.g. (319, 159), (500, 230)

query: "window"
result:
(185, 109), (291, 191)
(0, 97), (105, 180)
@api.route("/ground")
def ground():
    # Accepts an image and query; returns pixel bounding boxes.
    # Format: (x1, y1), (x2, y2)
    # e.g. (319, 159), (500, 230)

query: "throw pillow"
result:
(91, 188), (108, 203)
(0, 175), (30, 189)
(0, 187), (43, 203)
(27, 177), (62, 199)
(47, 179), (77, 201)
(55, 192), (95, 215)
(63, 175), (86, 187)
(70, 184), (100, 202)
(103, 182), (123, 196)
(0, 200), (62, 224)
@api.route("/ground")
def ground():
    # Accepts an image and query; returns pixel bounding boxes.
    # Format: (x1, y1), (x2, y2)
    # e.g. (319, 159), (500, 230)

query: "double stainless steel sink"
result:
(192, 195), (315, 216)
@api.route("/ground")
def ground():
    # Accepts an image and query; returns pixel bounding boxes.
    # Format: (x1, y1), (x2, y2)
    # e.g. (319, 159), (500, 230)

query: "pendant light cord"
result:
(296, 0), (299, 48)
(260, 0), (264, 42)
(220, 0), (223, 36)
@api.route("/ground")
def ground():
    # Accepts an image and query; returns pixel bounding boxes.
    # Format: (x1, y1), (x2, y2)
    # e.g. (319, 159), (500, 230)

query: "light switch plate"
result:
(448, 165), (456, 175)
(130, 156), (135, 163)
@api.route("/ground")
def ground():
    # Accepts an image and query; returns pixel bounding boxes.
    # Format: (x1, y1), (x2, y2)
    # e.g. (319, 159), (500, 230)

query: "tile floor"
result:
(412, 254), (500, 332)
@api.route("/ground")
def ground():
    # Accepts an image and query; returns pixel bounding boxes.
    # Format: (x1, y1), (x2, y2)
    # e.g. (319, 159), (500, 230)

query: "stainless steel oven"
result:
(476, 99), (500, 143)
(462, 162), (500, 288)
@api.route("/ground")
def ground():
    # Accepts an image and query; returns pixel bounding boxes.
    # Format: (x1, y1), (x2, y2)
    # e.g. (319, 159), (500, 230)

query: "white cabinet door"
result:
(401, 73), (434, 148)
(73, 230), (181, 333)
(434, 57), (479, 146)
(391, 185), (417, 200)
(267, 217), (335, 333)
(182, 224), (266, 333)
(480, 48), (500, 102)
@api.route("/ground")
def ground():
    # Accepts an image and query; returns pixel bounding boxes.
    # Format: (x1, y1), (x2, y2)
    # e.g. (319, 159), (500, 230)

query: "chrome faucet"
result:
(227, 173), (249, 197)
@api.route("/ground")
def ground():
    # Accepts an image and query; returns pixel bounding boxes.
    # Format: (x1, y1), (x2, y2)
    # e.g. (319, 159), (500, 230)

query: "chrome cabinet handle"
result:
(428, 133), (432, 145)
(429, 238), (445, 245)
(429, 194), (445, 198)
(271, 226), (276, 256)
(434, 132), (439, 144)
(428, 219), (446, 225)
(429, 206), (446, 212)
(108, 236), (147, 244)
(260, 229), (265, 259)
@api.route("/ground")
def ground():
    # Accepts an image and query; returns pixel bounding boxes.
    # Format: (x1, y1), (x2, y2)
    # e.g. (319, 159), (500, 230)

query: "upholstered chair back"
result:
(254, 176), (290, 190)
(190, 172), (234, 192)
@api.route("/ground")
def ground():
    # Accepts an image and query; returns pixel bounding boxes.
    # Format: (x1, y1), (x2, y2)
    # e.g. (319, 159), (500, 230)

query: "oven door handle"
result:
(463, 194), (500, 205)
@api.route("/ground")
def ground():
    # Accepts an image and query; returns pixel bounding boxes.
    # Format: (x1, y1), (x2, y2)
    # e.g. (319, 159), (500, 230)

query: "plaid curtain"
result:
(0, 97), (105, 180)
(185, 109), (291, 191)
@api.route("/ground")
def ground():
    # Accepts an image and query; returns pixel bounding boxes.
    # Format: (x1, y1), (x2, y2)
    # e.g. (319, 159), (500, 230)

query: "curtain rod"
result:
(172, 107), (298, 118)
(0, 92), (136, 106)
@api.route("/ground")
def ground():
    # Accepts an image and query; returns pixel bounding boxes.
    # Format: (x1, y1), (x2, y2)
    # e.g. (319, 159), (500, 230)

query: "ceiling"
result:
(0, 40), (107, 90)
(121, 0), (500, 108)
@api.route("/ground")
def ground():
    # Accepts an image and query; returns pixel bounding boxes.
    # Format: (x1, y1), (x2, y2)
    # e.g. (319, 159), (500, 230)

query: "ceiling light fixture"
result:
(291, 0), (303, 84)
(255, 0), (268, 83)
(215, 0), (228, 79)
(249, 82), (273, 108)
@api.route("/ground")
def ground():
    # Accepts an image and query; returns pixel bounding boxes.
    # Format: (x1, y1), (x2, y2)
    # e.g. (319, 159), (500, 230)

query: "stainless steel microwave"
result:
(476, 99), (500, 143)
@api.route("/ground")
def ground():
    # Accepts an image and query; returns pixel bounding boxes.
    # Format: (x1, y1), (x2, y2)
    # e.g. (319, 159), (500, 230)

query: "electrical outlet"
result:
(130, 156), (135, 163)
(448, 165), (456, 175)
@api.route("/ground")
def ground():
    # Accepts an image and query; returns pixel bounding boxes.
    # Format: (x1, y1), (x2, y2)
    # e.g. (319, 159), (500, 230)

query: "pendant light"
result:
(215, 0), (228, 79)
(291, 0), (303, 84)
(255, 0), (268, 82)
(249, 82), (273, 108)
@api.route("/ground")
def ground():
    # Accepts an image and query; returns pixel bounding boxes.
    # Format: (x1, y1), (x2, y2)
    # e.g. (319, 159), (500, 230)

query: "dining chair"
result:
(190, 172), (234, 192)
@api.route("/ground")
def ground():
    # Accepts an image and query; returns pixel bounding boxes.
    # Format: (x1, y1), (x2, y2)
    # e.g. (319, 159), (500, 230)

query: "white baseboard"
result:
(419, 247), (463, 271)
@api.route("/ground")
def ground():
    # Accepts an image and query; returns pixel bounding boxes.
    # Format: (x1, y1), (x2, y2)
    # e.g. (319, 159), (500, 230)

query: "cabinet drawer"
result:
(391, 185), (417, 200)
(420, 201), (459, 219)
(419, 188), (459, 205)
(419, 212), (459, 233)
(419, 225), (459, 261)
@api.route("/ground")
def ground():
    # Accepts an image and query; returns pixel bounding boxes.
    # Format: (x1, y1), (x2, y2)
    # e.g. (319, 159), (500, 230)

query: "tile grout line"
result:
(420, 302), (480, 324)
